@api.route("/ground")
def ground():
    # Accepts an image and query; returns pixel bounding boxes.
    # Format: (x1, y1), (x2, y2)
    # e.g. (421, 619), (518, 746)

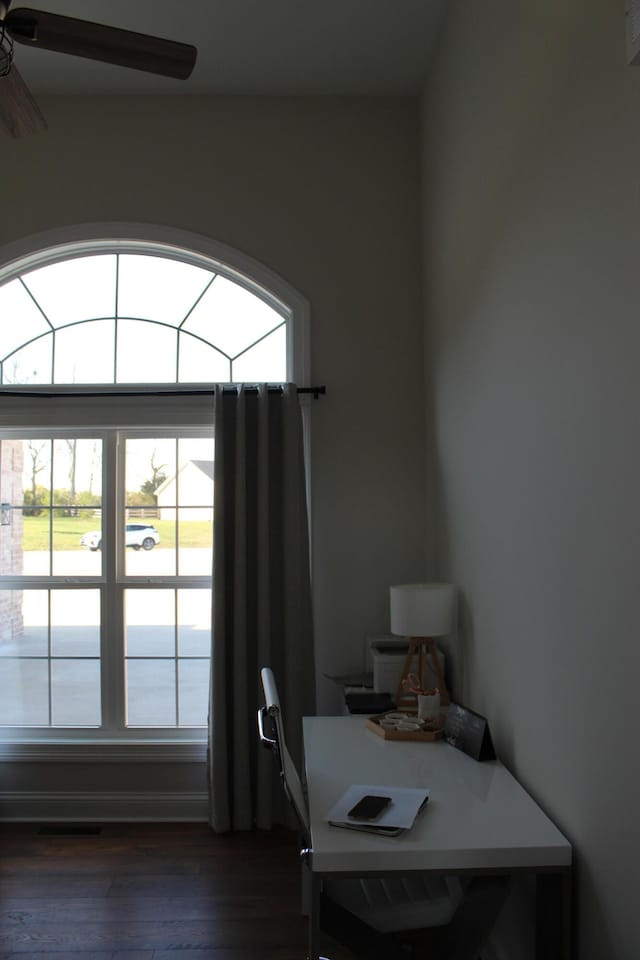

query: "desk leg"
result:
(308, 872), (321, 960)
(536, 870), (572, 960)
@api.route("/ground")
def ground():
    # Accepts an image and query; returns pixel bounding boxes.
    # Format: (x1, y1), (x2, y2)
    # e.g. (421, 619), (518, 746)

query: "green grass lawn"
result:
(21, 515), (212, 551)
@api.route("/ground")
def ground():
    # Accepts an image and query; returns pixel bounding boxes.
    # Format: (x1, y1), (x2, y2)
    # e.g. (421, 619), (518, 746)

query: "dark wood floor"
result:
(0, 822), (309, 960)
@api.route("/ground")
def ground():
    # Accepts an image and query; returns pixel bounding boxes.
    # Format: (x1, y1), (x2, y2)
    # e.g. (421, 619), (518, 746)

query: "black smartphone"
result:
(347, 794), (392, 821)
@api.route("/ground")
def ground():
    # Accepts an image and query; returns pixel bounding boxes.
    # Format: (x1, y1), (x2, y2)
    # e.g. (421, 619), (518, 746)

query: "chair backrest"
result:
(258, 666), (310, 837)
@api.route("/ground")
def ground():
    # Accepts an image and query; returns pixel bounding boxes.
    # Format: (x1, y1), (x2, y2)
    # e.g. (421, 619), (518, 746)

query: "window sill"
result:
(0, 739), (208, 763)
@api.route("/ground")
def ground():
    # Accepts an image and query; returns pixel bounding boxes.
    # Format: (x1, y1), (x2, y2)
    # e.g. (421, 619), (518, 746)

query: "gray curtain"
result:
(207, 383), (316, 832)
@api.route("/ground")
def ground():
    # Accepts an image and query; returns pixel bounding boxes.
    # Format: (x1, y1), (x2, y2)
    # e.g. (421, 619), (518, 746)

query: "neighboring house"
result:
(155, 460), (214, 521)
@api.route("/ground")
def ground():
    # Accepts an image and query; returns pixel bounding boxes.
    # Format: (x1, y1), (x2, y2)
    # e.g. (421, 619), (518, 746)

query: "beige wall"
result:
(0, 94), (428, 810)
(422, 2), (640, 957)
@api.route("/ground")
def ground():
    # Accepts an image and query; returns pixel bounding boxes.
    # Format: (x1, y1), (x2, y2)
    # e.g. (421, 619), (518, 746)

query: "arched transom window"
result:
(0, 244), (287, 386)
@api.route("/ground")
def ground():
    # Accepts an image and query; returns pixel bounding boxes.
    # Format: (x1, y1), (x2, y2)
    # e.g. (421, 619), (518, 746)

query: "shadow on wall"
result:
(444, 588), (525, 766)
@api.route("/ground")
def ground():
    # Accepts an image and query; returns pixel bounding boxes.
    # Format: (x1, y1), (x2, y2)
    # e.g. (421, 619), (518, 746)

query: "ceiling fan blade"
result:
(5, 8), (197, 80)
(0, 61), (47, 137)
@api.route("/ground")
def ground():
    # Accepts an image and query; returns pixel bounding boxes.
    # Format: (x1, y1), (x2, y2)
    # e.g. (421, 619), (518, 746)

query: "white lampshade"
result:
(390, 583), (456, 638)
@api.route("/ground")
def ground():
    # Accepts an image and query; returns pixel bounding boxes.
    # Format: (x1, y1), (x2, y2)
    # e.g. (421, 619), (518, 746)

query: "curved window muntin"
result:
(0, 237), (292, 315)
(0, 240), (292, 386)
(0, 314), (287, 385)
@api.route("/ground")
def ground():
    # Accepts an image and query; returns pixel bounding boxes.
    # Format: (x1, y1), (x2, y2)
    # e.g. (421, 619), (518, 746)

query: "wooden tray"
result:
(366, 711), (444, 742)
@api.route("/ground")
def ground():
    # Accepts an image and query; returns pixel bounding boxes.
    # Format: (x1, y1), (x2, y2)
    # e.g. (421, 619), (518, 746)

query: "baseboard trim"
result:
(0, 790), (209, 821)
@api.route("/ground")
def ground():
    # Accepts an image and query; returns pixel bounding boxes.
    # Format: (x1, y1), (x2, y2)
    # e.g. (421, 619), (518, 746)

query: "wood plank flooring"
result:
(0, 822), (310, 960)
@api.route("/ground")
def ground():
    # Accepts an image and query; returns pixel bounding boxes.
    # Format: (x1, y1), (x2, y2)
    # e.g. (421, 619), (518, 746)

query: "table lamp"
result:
(390, 582), (456, 708)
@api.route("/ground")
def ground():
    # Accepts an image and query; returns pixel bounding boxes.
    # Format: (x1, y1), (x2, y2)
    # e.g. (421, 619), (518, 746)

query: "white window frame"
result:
(0, 421), (214, 752)
(0, 225), (311, 762)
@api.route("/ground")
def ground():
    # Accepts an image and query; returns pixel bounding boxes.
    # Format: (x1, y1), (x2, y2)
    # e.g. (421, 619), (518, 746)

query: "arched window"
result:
(0, 230), (308, 753)
(0, 243), (289, 386)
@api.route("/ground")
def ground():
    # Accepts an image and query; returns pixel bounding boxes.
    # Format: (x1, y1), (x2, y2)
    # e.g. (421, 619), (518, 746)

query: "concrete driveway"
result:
(0, 549), (211, 729)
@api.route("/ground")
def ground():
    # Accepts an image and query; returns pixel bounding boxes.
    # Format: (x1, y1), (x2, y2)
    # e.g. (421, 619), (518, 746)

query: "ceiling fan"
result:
(0, 1), (197, 137)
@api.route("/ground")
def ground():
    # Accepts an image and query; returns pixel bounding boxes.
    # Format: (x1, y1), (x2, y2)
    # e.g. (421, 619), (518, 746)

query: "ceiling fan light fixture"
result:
(0, 20), (14, 77)
(0, 1), (197, 137)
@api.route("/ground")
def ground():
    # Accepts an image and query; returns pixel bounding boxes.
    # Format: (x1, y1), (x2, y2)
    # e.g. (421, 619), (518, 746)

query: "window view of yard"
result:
(21, 515), (212, 551)
(0, 242), (288, 739)
(0, 433), (214, 730)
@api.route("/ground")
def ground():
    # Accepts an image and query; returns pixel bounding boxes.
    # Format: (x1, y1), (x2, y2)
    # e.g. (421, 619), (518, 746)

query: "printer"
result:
(367, 634), (445, 696)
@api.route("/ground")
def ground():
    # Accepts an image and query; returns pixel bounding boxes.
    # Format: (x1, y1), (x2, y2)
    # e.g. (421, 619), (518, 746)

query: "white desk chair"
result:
(257, 666), (475, 960)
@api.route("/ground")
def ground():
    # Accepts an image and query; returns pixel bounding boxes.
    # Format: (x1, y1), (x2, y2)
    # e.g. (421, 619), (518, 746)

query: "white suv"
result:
(80, 523), (160, 552)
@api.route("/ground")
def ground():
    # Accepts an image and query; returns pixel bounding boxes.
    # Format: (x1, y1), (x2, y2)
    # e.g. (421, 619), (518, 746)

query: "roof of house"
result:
(155, 459), (214, 495)
(190, 460), (214, 481)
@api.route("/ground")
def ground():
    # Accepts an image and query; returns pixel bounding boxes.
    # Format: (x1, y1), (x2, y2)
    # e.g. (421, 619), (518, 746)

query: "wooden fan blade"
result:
(6, 8), (197, 80)
(0, 62), (47, 137)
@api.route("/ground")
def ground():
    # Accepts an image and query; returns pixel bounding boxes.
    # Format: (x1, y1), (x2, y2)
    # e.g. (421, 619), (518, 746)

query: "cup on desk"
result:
(417, 692), (440, 723)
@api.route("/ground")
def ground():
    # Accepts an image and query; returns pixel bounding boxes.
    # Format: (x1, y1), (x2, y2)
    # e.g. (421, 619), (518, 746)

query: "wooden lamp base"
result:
(395, 636), (450, 710)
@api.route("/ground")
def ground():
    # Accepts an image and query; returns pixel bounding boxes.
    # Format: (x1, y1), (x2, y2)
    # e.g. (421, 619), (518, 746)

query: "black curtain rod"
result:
(0, 385), (326, 400)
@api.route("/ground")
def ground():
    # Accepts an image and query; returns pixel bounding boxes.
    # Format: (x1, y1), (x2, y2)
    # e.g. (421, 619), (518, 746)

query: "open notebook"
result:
(325, 784), (430, 837)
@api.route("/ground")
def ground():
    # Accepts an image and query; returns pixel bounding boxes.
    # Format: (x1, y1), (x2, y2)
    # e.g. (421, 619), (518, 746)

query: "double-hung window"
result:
(0, 235), (301, 752)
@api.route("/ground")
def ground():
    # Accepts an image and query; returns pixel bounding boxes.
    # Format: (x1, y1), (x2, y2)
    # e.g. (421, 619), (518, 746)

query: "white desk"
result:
(303, 715), (572, 960)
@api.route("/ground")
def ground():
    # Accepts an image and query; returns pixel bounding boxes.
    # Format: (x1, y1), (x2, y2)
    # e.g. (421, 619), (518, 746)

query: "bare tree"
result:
(64, 438), (78, 515)
(25, 441), (48, 515)
(140, 449), (168, 499)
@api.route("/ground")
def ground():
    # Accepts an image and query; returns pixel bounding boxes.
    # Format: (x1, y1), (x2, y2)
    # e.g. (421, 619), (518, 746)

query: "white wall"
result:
(0, 94), (428, 811)
(422, 2), (640, 957)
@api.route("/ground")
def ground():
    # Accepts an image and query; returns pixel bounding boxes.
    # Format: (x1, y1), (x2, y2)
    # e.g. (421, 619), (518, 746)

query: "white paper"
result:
(325, 783), (430, 831)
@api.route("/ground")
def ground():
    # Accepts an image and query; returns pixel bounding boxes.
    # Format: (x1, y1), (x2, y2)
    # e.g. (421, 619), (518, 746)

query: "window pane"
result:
(178, 334), (231, 383)
(0, 279), (51, 359)
(177, 437), (215, 500)
(77, 508), (103, 576)
(0, 659), (49, 726)
(126, 512), (174, 576)
(51, 659), (101, 726)
(51, 439), (103, 574)
(178, 659), (209, 726)
(51, 507), (100, 576)
(51, 589), (100, 657)
(21, 255), (116, 328)
(54, 319), (115, 384)
(117, 255), (211, 327)
(232, 325), (287, 381)
(125, 437), (176, 501)
(1, 335), (53, 384)
(22, 437), (52, 504)
(0, 588), (102, 728)
(126, 659), (176, 727)
(0, 438), (102, 577)
(183, 275), (284, 357)
(124, 586), (211, 729)
(0, 589), (48, 657)
(177, 589), (211, 657)
(116, 319), (177, 383)
(124, 437), (172, 573)
(178, 509), (213, 576)
(155, 445), (213, 511)
(125, 589), (175, 657)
